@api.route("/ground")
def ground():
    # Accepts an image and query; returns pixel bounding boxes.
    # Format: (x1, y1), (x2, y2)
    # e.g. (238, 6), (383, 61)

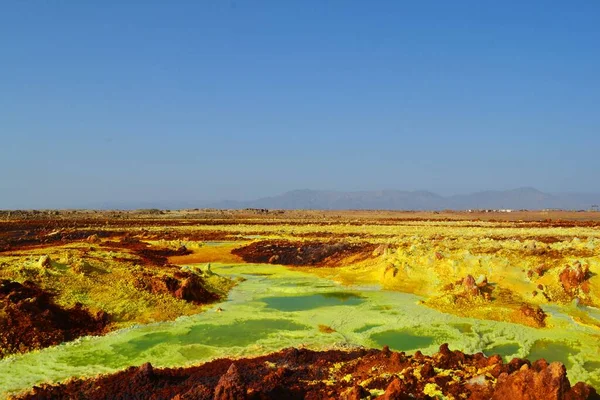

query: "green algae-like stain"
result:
(355, 324), (381, 333)
(371, 330), (436, 352)
(452, 323), (472, 333)
(583, 361), (600, 389)
(178, 345), (213, 361)
(584, 361), (600, 371)
(204, 241), (232, 247)
(111, 332), (175, 359)
(484, 343), (520, 360)
(528, 340), (577, 369)
(262, 292), (365, 312)
(183, 319), (308, 347)
(111, 319), (308, 354)
(371, 305), (393, 311)
(60, 350), (126, 369)
(279, 281), (314, 287)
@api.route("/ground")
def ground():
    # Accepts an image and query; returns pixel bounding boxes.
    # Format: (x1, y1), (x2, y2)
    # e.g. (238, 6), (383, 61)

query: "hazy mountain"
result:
(446, 187), (557, 210)
(223, 190), (443, 210)
(209, 188), (600, 211)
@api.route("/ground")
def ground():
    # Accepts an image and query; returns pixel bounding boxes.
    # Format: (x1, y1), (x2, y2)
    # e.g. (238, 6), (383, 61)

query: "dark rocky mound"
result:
(0, 280), (109, 358)
(102, 237), (192, 267)
(232, 240), (377, 267)
(133, 270), (219, 304)
(135, 244), (192, 266)
(14, 345), (599, 400)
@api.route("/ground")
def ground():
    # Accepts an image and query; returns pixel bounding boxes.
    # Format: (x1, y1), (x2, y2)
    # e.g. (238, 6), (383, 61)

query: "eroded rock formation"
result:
(560, 262), (591, 297)
(14, 345), (599, 400)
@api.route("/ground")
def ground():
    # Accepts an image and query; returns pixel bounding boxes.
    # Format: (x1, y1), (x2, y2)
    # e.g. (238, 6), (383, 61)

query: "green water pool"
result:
(371, 330), (436, 352)
(262, 292), (365, 311)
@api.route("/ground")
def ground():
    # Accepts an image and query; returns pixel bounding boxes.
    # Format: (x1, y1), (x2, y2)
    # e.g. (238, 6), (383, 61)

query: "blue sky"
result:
(1, 1), (599, 208)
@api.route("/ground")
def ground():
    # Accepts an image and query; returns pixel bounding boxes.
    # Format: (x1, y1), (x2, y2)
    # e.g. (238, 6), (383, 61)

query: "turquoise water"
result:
(1, 262), (599, 397)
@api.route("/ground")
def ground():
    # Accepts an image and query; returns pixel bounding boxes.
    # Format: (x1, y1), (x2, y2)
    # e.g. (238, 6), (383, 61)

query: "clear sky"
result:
(1, 1), (599, 209)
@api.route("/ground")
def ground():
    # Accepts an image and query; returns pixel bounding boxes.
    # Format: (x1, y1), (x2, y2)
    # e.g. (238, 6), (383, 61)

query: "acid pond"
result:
(1, 262), (599, 397)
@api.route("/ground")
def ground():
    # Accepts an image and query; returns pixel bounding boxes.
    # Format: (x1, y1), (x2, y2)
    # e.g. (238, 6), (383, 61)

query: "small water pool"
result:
(371, 330), (437, 352)
(528, 340), (577, 369)
(262, 292), (365, 311)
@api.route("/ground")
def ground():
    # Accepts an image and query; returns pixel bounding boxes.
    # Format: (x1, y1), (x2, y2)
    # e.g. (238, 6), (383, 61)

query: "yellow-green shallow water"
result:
(1, 262), (599, 397)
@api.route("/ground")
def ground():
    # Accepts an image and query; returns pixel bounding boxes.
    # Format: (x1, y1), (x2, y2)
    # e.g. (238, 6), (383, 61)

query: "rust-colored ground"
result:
(0, 279), (109, 358)
(231, 240), (377, 267)
(14, 345), (599, 400)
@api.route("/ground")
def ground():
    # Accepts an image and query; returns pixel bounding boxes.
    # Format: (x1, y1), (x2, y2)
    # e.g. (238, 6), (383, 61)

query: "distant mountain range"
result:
(208, 188), (600, 211)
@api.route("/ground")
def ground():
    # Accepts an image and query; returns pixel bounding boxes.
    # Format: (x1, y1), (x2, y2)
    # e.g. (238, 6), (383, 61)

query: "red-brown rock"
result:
(492, 362), (593, 400)
(381, 377), (412, 400)
(214, 364), (246, 400)
(0, 280), (109, 358)
(174, 276), (218, 303)
(560, 263), (590, 295)
(12, 347), (599, 400)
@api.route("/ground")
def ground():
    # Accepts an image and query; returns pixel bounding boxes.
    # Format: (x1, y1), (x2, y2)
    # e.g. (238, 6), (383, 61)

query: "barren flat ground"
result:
(1, 209), (600, 399)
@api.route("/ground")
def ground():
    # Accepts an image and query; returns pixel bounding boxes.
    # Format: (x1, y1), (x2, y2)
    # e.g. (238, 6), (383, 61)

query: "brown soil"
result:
(0, 280), (109, 358)
(14, 345), (599, 400)
(0, 220), (231, 254)
(101, 237), (192, 267)
(231, 240), (377, 267)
